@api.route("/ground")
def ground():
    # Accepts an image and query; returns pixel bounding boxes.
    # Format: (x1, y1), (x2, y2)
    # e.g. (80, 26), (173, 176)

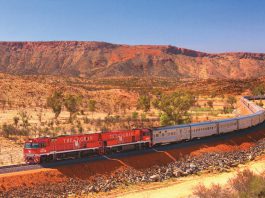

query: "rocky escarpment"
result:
(0, 41), (265, 79)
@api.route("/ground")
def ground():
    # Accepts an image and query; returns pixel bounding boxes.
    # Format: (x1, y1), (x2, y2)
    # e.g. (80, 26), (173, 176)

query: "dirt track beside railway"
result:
(1, 128), (265, 197)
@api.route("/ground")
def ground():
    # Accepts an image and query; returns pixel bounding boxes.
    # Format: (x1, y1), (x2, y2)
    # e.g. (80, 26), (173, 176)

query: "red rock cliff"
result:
(0, 41), (265, 79)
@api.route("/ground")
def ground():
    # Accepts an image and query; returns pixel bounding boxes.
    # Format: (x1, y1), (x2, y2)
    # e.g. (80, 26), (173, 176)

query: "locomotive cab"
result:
(23, 138), (49, 164)
(141, 129), (151, 140)
(140, 128), (152, 147)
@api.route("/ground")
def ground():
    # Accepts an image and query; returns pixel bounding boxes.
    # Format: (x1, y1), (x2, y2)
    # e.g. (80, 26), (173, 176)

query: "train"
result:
(23, 96), (265, 164)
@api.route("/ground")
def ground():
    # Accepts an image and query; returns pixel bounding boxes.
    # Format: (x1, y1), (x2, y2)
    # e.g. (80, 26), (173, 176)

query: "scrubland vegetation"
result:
(193, 169), (265, 198)
(0, 75), (256, 142)
(0, 88), (238, 141)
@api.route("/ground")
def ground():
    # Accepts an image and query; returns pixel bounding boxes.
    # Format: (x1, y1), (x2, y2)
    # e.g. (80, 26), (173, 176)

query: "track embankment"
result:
(1, 127), (265, 197)
(115, 155), (265, 198)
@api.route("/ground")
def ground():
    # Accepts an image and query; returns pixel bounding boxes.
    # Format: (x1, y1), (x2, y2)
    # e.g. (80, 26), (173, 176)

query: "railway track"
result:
(1, 120), (265, 175)
(0, 163), (41, 174)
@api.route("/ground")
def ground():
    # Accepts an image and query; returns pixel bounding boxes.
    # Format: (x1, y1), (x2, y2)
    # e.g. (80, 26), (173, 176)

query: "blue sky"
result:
(0, 0), (264, 53)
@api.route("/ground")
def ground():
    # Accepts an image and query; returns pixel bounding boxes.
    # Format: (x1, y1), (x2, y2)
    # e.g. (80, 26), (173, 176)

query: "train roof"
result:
(244, 95), (265, 100)
(256, 110), (265, 114)
(153, 123), (190, 131)
(153, 120), (217, 130)
(217, 118), (238, 123)
(189, 121), (216, 127)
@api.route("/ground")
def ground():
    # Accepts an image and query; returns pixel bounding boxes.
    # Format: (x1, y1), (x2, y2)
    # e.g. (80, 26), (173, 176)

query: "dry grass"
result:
(0, 137), (24, 165)
(193, 169), (265, 198)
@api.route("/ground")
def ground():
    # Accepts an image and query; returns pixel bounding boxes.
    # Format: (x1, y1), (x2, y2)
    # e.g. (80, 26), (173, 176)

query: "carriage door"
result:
(132, 136), (136, 142)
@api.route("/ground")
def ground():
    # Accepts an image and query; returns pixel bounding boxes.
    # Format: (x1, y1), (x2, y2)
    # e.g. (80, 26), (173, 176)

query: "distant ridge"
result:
(0, 41), (265, 79)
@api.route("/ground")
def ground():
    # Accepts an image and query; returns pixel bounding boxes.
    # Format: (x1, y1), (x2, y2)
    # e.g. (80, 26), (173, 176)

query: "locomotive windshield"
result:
(24, 143), (40, 149)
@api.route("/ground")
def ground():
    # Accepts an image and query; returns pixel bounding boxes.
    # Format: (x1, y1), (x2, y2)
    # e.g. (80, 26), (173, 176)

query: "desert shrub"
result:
(95, 118), (102, 127)
(104, 115), (120, 123)
(13, 116), (19, 127)
(100, 125), (109, 132)
(87, 99), (97, 117)
(83, 116), (90, 124)
(193, 169), (265, 198)
(141, 113), (147, 121)
(193, 184), (233, 198)
(230, 169), (265, 198)
(252, 84), (265, 96)
(137, 95), (151, 112)
(207, 100), (214, 108)
(19, 128), (29, 136)
(19, 110), (30, 129)
(1, 123), (17, 138)
(223, 106), (233, 114)
(70, 126), (76, 135)
(160, 113), (171, 126)
(257, 101), (263, 107)
(210, 111), (219, 116)
(76, 120), (83, 134)
(132, 112), (138, 120)
(1, 123), (29, 138)
(226, 96), (237, 108)
(114, 115), (120, 120)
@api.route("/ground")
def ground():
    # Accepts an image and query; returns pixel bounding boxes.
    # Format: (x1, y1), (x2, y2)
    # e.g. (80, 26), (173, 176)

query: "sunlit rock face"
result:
(0, 41), (265, 79)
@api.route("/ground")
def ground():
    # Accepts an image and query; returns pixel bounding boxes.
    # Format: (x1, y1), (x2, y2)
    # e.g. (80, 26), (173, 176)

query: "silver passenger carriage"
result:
(152, 124), (190, 145)
(217, 118), (238, 134)
(190, 121), (217, 139)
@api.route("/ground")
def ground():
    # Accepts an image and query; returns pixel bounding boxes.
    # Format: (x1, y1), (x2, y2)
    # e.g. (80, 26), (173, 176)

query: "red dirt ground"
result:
(1, 129), (265, 192)
(0, 169), (66, 191)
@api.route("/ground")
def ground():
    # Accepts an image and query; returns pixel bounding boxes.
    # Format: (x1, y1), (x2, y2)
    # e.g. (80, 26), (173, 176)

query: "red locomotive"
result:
(23, 129), (151, 164)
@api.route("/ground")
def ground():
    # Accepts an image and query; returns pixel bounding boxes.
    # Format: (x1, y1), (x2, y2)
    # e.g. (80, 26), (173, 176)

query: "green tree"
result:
(47, 91), (64, 119)
(223, 105), (233, 114)
(140, 113), (147, 127)
(252, 84), (265, 104)
(160, 113), (171, 126)
(153, 91), (196, 125)
(207, 100), (213, 109)
(141, 113), (146, 121)
(76, 120), (83, 134)
(13, 116), (19, 127)
(252, 84), (265, 96)
(152, 88), (162, 98)
(132, 111), (138, 120)
(137, 95), (151, 112)
(227, 96), (237, 109)
(18, 110), (30, 129)
(120, 101), (127, 114)
(88, 99), (96, 118)
(64, 95), (82, 122)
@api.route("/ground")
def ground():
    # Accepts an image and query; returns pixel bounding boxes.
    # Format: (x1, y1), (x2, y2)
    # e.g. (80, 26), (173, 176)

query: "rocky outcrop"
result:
(0, 41), (265, 79)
